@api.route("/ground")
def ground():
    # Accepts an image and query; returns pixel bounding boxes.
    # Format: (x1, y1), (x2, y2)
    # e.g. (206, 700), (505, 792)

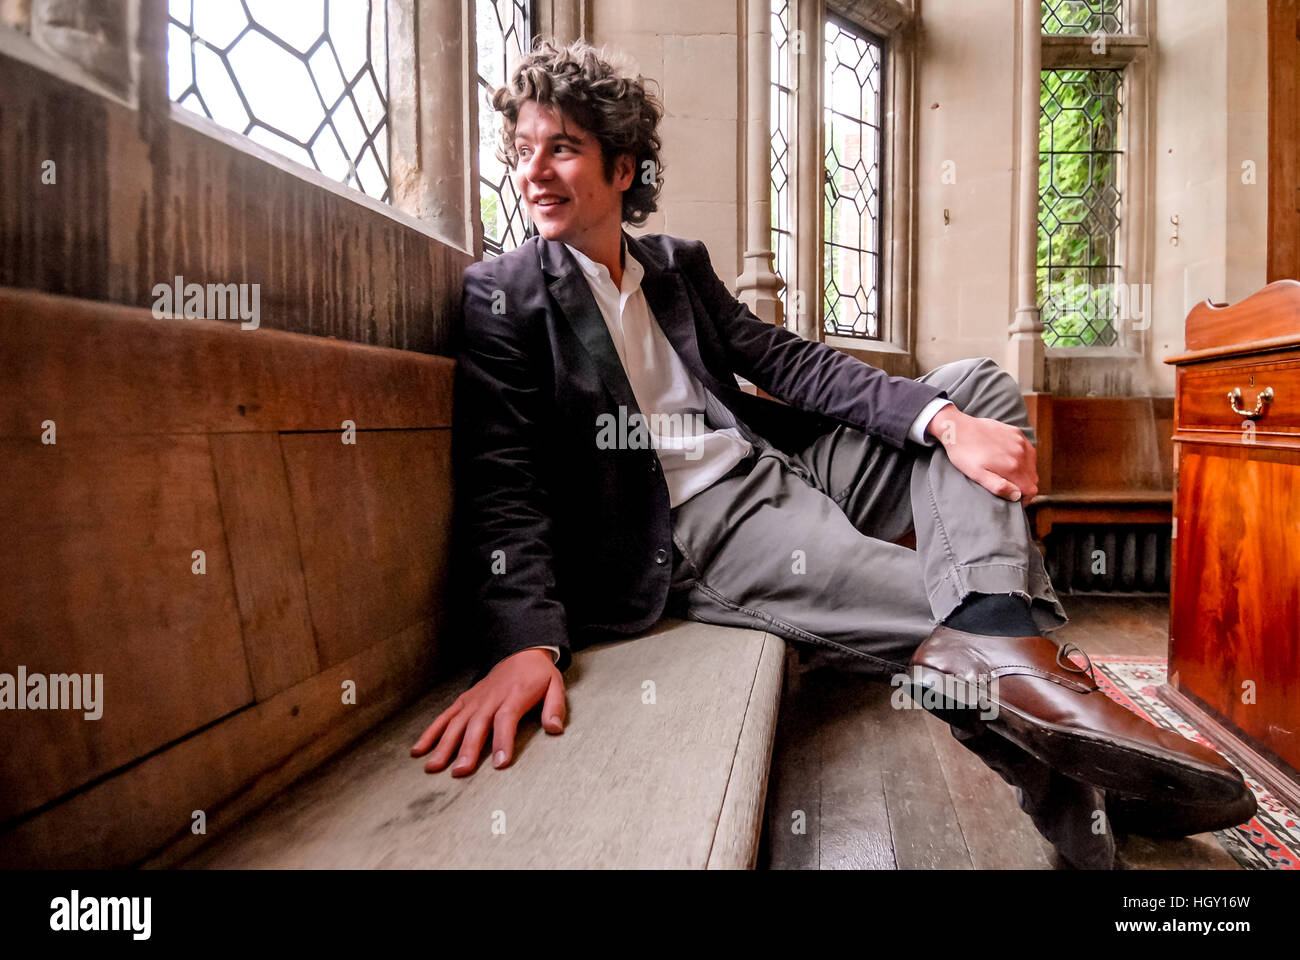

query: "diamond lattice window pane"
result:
(1038, 68), (1124, 347)
(822, 18), (884, 341)
(770, 0), (794, 324)
(1041, 0), (1123, 35)
(167, 0), (390, 202)
(477, 0), (534, 259)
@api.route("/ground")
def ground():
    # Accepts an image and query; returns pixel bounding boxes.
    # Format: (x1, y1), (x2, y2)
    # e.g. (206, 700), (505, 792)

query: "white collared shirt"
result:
(564, 239), (754, 509)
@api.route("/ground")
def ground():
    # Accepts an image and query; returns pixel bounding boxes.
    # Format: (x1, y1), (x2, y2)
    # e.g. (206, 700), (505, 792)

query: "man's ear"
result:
(615, 152), (637, 190)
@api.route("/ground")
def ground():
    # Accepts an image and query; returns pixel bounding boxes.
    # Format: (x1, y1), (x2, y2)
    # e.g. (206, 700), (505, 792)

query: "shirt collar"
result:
(564, 235), (643, 292)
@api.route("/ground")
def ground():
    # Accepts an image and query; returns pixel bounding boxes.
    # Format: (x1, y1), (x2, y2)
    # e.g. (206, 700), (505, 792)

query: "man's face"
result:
(511, 100), (634, 253)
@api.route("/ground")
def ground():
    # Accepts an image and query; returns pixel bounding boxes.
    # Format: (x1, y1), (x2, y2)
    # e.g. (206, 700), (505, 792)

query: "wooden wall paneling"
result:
(0, 52), (473, 355)
(0, 618), (441, 869)
(0, 288), (456, 439)
(0, 434), (254, 823)
(279, 430), (453, 668)
(209, 432), (319, 700)
(1047, 397), (1174, 493)
(1024, 393), (1053, 495)
(1268, 0), (1300, 283)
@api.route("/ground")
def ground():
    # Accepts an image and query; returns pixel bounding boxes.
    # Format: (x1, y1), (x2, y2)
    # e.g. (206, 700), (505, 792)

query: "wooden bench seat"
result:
(0, 286), (783, 869)
(169, 618), (785, 870)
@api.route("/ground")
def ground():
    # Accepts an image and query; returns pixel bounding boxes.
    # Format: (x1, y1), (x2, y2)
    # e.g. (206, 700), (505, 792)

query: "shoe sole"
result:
(1107, 789), (1259, 838)
(902, 668), (1250, 806)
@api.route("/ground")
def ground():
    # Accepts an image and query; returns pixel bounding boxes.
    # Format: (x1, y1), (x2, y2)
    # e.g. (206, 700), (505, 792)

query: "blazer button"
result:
(653, 548), (669, 565)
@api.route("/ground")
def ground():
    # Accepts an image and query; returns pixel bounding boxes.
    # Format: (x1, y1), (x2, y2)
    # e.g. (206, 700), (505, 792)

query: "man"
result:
(411, 38), (1254, 868)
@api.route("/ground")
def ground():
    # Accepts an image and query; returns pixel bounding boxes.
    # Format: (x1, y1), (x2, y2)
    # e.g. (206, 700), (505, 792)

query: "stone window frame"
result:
(802, 0), (919, 375)
(1040, 0), (1154, 367)
(155, 0), (586, 259)
(0, 0), (586, 260)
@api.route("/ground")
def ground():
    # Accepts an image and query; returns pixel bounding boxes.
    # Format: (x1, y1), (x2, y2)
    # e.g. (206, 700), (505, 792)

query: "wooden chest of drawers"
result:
(1163, 280), (1300, 808)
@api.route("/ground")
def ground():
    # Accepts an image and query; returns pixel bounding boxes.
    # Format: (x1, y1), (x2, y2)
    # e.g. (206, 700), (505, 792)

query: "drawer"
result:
(1177, 357), (1300, 434)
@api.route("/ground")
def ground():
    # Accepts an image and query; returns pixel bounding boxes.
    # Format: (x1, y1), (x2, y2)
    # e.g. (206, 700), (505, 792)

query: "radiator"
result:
(1043, 523), (1172, 594)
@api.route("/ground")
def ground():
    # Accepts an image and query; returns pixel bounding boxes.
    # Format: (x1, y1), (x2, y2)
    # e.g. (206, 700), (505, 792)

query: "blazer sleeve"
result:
(452, 261), (572, 674)
(682, 239), (946, 448)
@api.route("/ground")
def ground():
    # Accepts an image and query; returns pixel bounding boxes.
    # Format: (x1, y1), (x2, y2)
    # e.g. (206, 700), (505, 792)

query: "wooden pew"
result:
(0, 287), (783, 868)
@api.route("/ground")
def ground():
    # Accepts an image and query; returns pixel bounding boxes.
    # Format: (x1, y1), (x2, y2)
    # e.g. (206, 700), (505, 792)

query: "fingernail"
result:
(453, 758), (469, 770)
(494, 750), (506, 767)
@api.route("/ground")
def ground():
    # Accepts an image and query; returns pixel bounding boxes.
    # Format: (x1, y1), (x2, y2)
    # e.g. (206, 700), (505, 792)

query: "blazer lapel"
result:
(539, 230), (733, 414)
(542, 237), (643, 418)
(629, 233), (722, 391)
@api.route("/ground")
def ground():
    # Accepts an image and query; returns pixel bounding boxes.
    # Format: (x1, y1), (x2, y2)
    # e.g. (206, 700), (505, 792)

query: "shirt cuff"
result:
(527, 645), (561, 665)
(908, 398), (956, 446)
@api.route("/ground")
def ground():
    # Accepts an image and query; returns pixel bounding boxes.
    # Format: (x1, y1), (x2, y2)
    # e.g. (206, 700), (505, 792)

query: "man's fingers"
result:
(978, 469), (1021, 502)
(450, 710), (495, 776)
(426, 710), (471, 772)
(541, 673), (567, 733)
(411, 702), (460, 756)
(490, 692), (535, 768)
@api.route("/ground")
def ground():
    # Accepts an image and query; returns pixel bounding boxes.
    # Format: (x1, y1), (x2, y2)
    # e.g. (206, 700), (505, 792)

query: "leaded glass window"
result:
(477, 0), (534, 259)
(822, 17), (883, 340)
(167, 0), (391, 202)
(1041, 0), (1123, 35)
(770, 0), (794, 324)
(1038, 68), (1123, 347)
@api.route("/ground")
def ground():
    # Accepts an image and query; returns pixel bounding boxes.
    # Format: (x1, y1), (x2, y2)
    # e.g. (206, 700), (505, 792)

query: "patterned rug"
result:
(1091, 655), (1299, 870)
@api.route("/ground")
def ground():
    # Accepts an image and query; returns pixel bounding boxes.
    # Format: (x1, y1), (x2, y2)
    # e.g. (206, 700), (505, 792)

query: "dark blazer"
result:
(450, 229), (945, 676)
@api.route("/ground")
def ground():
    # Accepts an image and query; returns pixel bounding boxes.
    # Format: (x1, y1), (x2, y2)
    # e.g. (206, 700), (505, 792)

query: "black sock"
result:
(943, 592), (1038, 638)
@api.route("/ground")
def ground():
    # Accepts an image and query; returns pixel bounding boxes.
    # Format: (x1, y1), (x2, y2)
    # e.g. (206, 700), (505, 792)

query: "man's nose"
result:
(519, 151), (553, 183)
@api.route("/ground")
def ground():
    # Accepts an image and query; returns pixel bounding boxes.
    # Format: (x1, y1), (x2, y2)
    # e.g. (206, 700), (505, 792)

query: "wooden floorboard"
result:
(761, 595), (1246, 870)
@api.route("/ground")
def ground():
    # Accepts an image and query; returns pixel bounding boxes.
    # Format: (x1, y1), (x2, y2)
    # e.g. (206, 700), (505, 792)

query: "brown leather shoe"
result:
(907, 625), (1253, 807)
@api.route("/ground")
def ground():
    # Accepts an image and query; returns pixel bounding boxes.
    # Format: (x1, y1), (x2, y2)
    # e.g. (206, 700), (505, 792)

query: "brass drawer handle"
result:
(1227, 386), (1274, 419)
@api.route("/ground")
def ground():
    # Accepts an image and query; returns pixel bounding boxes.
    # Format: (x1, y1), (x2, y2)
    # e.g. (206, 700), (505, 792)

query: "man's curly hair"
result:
(489, 37), (665, 227)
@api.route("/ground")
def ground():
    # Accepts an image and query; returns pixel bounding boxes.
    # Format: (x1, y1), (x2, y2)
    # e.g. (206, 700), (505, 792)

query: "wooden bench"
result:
(1024, 395), (1175, 542)
(0, 287), (784, 869)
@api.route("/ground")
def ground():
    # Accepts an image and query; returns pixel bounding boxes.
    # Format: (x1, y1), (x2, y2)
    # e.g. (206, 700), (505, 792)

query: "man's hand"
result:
(926, 405), (1038, 504)
(411, 648), (566, 776)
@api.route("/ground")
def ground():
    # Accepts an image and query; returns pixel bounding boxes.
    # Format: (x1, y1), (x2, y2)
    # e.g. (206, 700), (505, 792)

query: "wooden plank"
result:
(874, 681), (974, 870)
(0, 287), (455, 439)
(279, 429), (453, 667)
(802, 666), (899, 869)
(0, 434), (253, 823)
(761, 650), (830, 869)
(209, 432), (319, 700)
(922, 711), (1056, 870)
(0, 617), (443, 869)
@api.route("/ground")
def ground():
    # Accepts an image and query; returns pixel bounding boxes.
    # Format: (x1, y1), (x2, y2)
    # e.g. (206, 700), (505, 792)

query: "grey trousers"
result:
(666, 357), (1069, 674)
